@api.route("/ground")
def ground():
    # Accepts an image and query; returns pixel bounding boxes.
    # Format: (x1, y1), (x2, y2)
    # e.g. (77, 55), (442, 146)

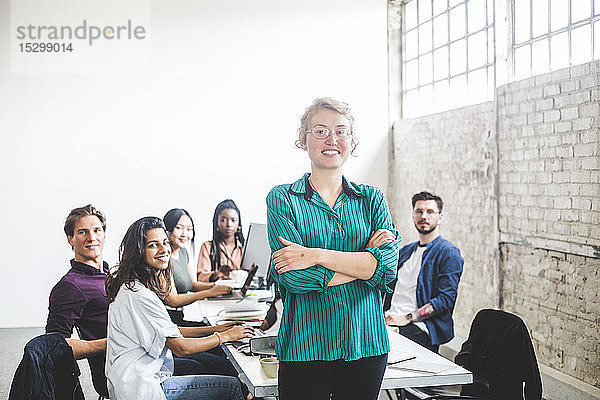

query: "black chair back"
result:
(454, 309), (542, 400)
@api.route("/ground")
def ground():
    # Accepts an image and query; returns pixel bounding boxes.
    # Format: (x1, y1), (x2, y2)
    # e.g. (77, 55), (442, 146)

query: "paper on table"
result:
(388, 359), (455, 374)
(222, 310), (266, 319)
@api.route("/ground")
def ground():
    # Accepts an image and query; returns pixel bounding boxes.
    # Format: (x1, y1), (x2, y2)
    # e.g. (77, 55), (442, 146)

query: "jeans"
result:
(174, 354), (248, 397)
(278, 354), (388, 400)
(174, 353), (238, 376)
(162, 375), (243, 400)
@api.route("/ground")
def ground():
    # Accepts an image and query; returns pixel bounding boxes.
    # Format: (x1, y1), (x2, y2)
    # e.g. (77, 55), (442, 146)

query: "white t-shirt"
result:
(388, 245), (429, 333)
(106, 281), (182, 400)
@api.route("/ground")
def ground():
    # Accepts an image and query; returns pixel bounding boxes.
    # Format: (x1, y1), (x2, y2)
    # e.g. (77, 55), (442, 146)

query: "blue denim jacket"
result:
(384, 235), (464, 345)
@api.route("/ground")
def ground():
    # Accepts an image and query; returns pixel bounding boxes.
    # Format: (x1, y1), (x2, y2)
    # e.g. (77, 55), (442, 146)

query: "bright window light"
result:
(450, 39), (467, 75)
(514, 44), (531, 80)
(420, 0), (433, 23)
(401, 0), (495, 118)
(468, 0), (486, 33)
(550, 31), (569, 70)
(434, 46), (449, 80)
(434, 14), (449, 47)
(571, 24), (592, 65)
(532, 0), (549, 38)
(469, 30), (487, 69)
(550, 0), (569, 31)
(512, 0), (600, 81)
(450, 4), (466, 41)
(532, 39), (550, 75)
(571, 0), (591, 23)
(420, 21), (433, 54)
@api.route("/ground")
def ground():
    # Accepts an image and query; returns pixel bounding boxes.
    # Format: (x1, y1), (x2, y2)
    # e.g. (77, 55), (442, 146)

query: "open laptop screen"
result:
(239, 264), (259, 295)
(240, 223), (271, 279)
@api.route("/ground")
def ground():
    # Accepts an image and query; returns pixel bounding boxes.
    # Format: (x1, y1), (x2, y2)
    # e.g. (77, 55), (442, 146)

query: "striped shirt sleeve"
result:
(266, 186), (335, 294)
(361, 188), (400, 292)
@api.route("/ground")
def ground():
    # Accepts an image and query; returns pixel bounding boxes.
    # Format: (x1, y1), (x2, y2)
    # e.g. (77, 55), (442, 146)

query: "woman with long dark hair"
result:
(162, 208), (232, 326)
(266, 98), (400, 400)
(105, 217), (253, 400)
(197, 199), (245, 282)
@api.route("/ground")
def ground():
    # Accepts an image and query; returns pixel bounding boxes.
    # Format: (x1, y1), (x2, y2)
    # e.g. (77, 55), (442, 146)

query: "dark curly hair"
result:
(105, 217), (172, 303)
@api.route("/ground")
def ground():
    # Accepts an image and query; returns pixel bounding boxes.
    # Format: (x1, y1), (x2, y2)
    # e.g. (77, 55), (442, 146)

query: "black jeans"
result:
(278, 354), (388, 400)
(167, 309), (208, 327)
(397, 324), (439, 353)
(173, 352), (238, 376)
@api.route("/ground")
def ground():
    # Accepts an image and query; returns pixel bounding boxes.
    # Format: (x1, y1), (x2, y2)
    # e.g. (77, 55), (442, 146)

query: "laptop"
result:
(240, 223), (271, 282)
(207, 264), (258, 300)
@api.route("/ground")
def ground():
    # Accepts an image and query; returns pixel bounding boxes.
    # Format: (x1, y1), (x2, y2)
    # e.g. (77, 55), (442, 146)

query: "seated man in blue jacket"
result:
(383, 191), (463, 353)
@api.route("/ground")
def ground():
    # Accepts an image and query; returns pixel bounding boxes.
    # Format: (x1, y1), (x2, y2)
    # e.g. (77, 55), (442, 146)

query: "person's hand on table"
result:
(272, 236), (317, 274)
(221, 324), (255, 342)
(366, 229), (396, 248)
(385, 313), (411, 327)
(214, 321), (244, 332)
(206, 284), (233, 297)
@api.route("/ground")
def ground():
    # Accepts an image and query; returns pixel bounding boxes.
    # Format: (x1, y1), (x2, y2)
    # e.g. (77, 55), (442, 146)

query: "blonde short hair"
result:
(296, 97), (359, 154)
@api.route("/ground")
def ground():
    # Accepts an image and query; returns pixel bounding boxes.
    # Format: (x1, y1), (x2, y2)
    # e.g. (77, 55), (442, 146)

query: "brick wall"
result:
(500, 244), (600, 387)
(497, 61), (600, 247)
(498, 60), (600, 387)
(389, 102), (498, 336)
(389, 60), (600, 388)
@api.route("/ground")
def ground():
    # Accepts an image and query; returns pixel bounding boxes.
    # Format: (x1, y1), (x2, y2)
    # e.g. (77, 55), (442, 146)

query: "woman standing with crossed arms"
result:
(267, 98), (400, 400)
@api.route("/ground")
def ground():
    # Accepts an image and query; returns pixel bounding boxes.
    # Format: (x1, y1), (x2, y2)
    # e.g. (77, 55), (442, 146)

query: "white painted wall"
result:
(0, 0), (389, 327)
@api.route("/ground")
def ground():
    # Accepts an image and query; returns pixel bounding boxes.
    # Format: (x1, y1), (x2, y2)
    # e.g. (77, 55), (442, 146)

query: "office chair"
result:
(400, 309), (542, 400)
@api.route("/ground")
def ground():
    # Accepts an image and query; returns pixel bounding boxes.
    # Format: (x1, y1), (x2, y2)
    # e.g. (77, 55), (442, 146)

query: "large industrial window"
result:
(512, 0), (600, 80)
(401, 0), (496, 118)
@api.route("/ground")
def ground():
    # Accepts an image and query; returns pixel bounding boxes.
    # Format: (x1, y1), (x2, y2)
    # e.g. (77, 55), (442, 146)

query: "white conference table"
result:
(183, 294), (472, 398)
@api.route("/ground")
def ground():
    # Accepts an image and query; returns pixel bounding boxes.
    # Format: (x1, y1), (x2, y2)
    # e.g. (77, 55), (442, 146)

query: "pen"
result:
(387, 356), (416, 365)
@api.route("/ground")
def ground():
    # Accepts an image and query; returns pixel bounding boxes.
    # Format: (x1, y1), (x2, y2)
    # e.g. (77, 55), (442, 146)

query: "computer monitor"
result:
(240, 223), (272, 285)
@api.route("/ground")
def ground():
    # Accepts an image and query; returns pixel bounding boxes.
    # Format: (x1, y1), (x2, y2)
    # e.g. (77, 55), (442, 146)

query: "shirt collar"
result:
(288, 173), (365, 200)
(413, 235), (443, 253)
(425, 235), (443, 249)
(70, 259), (109, 275)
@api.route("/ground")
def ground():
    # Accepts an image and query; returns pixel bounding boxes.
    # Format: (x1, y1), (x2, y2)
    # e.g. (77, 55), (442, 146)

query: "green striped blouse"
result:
(266, 173), (400, 362)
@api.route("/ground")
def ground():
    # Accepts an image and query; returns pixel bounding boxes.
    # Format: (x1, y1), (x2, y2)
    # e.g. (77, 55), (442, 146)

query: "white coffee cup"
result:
(260, 357), (279, 378)
(231, 269), (248, 285)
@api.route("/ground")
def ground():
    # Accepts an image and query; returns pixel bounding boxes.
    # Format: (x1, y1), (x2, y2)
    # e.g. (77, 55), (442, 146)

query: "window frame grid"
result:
(511, 0), (600, 79)
(401, 0), (496, 118)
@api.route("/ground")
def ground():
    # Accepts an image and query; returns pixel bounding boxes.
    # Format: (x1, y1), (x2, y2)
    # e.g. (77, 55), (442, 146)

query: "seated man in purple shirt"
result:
(46, 204), (109, 395)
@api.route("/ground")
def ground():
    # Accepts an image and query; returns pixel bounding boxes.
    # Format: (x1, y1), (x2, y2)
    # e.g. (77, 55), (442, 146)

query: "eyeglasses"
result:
(413, 209), (440, 216)
(307, 127), (352, 140)
(174, 225), (194, 234)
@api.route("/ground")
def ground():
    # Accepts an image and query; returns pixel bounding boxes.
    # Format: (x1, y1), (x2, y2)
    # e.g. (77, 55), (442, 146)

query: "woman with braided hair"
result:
(196, 199), (246, 282)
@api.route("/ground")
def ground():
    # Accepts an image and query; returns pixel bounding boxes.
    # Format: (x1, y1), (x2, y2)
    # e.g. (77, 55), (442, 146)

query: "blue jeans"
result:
(162, 375), (243, 400)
